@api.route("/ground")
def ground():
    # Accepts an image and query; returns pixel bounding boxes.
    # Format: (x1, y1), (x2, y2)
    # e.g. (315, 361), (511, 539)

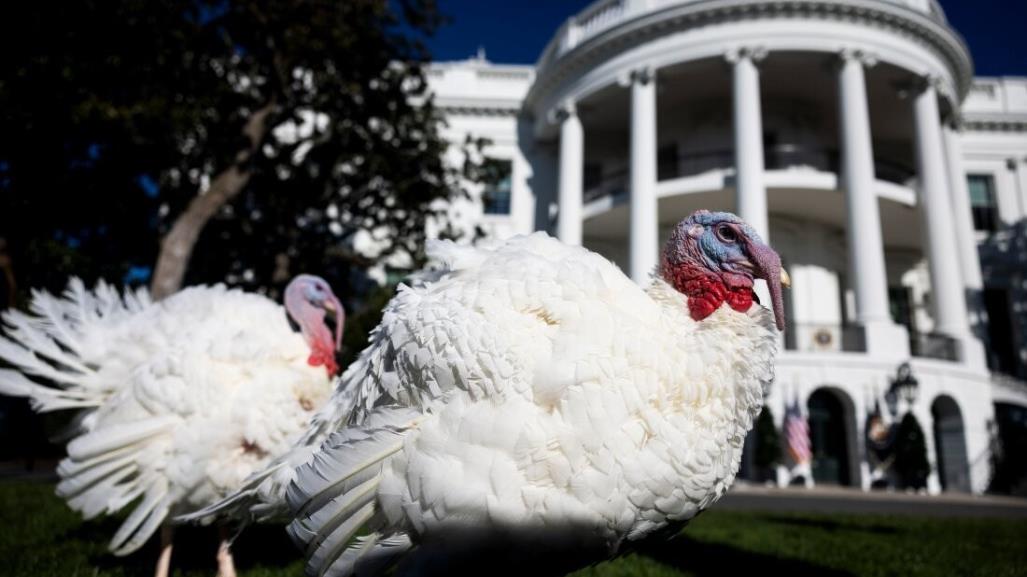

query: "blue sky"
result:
(426, 0), (1027, 76)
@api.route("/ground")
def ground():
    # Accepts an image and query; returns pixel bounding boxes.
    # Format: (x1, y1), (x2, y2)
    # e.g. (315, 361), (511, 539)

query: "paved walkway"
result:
(4, 461), (1026, 519)
(722, 483), (1027, 518)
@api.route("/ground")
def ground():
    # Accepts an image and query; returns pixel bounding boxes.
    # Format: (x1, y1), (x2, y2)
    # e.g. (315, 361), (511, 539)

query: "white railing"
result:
(879, 0), (947, 21)
(577, 0), (626, 41)
(549, 0), (627, 63)
(536, 0), (945, 71)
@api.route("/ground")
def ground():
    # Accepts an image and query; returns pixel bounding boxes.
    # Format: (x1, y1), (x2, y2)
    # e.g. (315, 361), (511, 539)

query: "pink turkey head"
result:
(284, 274), (345, 376)
(660, 210), (790, 330)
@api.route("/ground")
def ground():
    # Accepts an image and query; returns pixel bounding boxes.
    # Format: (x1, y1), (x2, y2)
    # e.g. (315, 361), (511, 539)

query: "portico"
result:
(428, 0), (1025, 496)
(538, 0), (977, 367)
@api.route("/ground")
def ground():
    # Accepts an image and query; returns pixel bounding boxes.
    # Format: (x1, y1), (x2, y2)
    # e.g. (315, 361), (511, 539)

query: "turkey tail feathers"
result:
(108, 478), (171, 556)
(0, 369), (97, 412)
(287, 406), (420, 577)
(65, 416), (177, 461)
(0, 278), (148, 412)
(0, 278), (173, 556)
(53, 416), (178, 555)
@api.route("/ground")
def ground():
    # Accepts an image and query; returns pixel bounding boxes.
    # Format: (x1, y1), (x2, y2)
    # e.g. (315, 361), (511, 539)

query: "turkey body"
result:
(287, 232), (779, 577)
(0, 281), (333, 555)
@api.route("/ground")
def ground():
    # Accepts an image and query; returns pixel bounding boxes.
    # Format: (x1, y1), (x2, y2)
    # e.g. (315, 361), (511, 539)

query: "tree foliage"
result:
(754, 407), (781, 471)
(894, 413), (930, 490)
(988, 403), (1027, 496)
(0, 0), (469, 305)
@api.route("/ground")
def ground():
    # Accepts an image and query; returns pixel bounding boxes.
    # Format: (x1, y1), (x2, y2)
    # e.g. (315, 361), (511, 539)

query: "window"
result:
(657, 143), (677, 180)
(984, 288), (1018, 376)
(888, 286), (915, 334)
(967, 174), (998, 232)
(584, 162), (603, 193)
(481, 158), (512, 215)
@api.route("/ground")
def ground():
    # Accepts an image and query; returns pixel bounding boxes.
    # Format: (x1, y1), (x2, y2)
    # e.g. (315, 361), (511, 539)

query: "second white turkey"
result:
(0, 274), (344, 577)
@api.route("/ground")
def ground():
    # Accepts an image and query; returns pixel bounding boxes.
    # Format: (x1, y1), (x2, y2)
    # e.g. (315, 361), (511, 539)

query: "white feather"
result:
(0, 279), (334, 554)
(270, 231), (778, 577)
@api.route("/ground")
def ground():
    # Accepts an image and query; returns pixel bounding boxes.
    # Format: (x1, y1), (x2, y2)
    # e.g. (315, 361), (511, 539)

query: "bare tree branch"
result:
(150, 100), (275, 299)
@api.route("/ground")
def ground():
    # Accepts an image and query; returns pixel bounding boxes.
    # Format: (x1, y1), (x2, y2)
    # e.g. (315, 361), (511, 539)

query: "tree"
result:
(754, 407), (781, 478)
(893, 413), (930, 490)
(0, 0), (468, 304)
(988, 404), (1027, 496)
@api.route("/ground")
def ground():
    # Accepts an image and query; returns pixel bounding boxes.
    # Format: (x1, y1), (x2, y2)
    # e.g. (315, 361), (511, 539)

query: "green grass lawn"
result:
(1, 480), (1025, 577)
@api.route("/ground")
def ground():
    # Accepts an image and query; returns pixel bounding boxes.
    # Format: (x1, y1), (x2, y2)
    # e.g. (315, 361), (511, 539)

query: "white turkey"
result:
(200, 209), (788, 577)
(0, 274), (345, 577)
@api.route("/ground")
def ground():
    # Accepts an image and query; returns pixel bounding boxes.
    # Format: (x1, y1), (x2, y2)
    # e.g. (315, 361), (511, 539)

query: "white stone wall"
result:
(960, 77), (1027, 228)
(425, 32), (1027, 496)
(425, 58), (536, 244)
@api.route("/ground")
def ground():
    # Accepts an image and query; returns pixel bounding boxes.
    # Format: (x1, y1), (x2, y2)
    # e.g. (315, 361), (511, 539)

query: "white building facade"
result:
(427, 0), (1027, 494)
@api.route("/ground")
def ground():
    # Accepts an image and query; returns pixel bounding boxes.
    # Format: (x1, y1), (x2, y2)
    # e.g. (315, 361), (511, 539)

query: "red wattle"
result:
(307, 343), (339, 377)
(665, 262), (753, 322)
(725, 288), (753, 313)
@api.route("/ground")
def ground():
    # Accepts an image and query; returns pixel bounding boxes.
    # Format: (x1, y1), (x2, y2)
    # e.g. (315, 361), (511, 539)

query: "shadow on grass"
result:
(763, 515), (899, 535)
(637, 534), (856, 577)
(65, 520), (300, 576)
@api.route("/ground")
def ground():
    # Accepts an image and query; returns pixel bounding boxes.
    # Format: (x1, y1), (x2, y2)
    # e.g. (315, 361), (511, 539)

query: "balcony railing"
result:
(584, 166), (627, 203)
(538, 0), (946, 72)
(991, 373), (1027, 397)
(583, 144), (917, 203)
(784, 322), (867, 353)
(782, 326), (961, 362)
(660, 145), (915, 185)
(909, 332), (961, 362)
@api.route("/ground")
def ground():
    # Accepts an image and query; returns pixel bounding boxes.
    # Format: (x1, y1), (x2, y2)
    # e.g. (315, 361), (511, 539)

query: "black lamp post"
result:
(889, 361), (928, 490)
(891, 362), (919, 412)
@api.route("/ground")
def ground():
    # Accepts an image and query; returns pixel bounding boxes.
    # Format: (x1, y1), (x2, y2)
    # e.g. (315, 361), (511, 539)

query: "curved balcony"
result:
(582, 144), (916, 204)
(525, 0), (970, 136)
(537, 0), (948, 74)
(782, 323), (959, 362)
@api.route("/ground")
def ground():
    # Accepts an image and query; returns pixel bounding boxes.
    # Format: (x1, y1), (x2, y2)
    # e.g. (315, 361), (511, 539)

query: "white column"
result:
(1013, 157), (1027, 220)
(837, 51), (909, 357)
(557, 101), (583, 246)
(910, 80), (972, 340)
(728, 47), (772, 309)
(942, 122), (988, 370)
(942, 123), (984, 291)
(728, 47), (769, 240)
(630, 67), (658, 283)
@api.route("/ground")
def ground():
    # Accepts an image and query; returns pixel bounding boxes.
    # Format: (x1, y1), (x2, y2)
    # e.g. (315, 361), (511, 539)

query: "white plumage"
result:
(225, 210), (785, 577)
(0, 279), (337, 561)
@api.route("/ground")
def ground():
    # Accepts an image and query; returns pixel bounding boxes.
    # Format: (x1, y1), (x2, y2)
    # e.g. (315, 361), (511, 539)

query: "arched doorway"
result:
(808, 388), (852, 486)
(932, 396), (970, 492)
(991, 403), (1027, 495)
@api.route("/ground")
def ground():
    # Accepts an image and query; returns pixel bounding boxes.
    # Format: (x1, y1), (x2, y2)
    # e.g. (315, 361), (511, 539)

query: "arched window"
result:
(931, 395), (970, 492)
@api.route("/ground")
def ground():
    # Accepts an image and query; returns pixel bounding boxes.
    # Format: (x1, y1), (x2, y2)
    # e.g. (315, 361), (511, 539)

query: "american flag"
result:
(785, 396), (811, 465)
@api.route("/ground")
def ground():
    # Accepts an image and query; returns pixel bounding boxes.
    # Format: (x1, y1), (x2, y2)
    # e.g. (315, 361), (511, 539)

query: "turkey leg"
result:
(216, 526), (237, 577)
(154, 525), (173, 577)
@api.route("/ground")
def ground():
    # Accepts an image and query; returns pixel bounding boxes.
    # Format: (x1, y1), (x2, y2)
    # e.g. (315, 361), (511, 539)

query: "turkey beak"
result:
(745, 240), (788, 332)
(323, 294), (345, 352)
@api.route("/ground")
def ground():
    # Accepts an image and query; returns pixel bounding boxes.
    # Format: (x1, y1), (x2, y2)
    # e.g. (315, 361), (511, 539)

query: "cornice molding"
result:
(962, 116), (1027, 133)
(725, 45), (769, 64)
(527, 0), (973, 115)
(631, 65), (655, 85)
(617, 65), (655, 87)
(546, 99), (578, 125)
(837, 47), (879, 68)
(436, 103), (521, 117)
